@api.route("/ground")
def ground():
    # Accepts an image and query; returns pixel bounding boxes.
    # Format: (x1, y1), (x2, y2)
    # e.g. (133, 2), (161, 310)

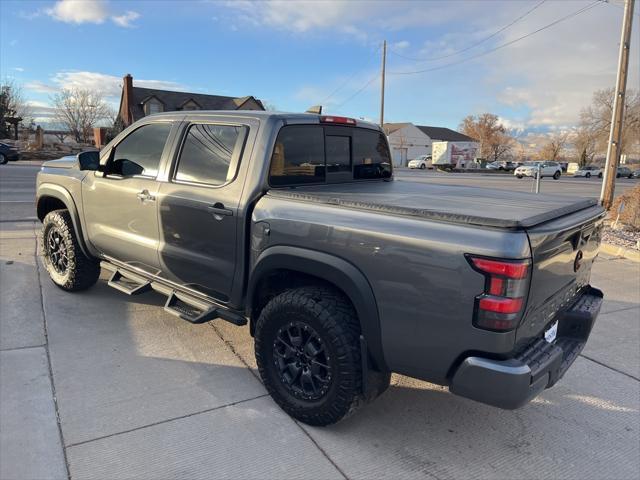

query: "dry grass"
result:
(610, 184), (640, 230)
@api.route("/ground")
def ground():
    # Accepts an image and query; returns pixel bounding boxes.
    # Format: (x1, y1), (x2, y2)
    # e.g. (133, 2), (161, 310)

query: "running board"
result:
(164, 291), (246, 326)
(101, 261), (247, 327)
(107, 270), (151, 295)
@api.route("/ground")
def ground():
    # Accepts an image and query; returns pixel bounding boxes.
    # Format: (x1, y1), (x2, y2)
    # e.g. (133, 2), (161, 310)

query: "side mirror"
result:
(77, 151), (100, 171)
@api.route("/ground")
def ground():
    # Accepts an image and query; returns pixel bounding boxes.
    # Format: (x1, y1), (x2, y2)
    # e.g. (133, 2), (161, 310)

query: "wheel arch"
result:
(37, 184), (91, 258)
(248, 246), (387, 372)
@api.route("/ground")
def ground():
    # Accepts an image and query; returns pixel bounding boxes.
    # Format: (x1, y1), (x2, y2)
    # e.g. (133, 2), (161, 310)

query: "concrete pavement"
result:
(1, 162), (639, 479)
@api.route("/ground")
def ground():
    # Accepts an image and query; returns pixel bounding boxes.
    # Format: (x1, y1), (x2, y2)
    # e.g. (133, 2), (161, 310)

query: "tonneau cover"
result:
(267, 180), (600, 229)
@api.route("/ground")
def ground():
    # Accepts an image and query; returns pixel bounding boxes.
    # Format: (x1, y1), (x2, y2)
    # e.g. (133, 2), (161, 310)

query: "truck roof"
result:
(146, 110), (382, 131)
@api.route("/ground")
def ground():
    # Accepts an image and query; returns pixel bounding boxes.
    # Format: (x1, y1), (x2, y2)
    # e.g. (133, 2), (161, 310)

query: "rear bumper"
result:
(449, 286), (603, 409)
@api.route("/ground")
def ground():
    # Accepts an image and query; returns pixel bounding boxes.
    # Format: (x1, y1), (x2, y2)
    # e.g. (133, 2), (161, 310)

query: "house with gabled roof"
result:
(383, 122), (477, 167)
(117, 74), (265, 128)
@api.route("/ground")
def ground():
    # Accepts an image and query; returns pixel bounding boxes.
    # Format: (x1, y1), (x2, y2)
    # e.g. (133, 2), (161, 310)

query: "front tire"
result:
(255, 286), (382, 426)
(516, 175), (523, 179)
(598, 172), (603, 178)
(41, 210), (100, 291)
(586, 172), (591, 178)
(553, 171), (561, 180)
(0, 153), (7, 165)
(419, 163), (426, 170)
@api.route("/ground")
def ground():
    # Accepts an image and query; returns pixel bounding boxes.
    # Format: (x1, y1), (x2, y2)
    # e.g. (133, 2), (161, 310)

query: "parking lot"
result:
(1, 163), (639, 479)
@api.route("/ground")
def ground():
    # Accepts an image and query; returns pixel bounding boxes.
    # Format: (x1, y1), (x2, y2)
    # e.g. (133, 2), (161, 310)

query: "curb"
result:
(600, 242), (640, 263)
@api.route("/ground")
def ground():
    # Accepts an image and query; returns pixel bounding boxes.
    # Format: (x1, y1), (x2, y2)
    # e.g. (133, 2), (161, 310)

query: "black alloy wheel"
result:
(45, 227), (69, 275)
(273, 321), (332, 401)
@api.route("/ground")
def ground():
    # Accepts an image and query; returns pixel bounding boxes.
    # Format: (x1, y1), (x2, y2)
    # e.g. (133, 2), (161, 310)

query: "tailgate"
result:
(517, 205), (605, 346)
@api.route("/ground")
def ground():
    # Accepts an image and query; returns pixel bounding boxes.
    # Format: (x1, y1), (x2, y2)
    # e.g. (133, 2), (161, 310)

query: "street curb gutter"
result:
(600, 242), (640, 263)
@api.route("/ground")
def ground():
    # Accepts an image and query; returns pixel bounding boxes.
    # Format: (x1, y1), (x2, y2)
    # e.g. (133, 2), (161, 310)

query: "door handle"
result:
(136, 190), (155, 202)
(207, 202), (233, 218)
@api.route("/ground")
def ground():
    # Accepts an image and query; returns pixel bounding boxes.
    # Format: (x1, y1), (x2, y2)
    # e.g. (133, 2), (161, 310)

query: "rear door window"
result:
(175, 124), (247, 186)
(269, 125), (391, 186)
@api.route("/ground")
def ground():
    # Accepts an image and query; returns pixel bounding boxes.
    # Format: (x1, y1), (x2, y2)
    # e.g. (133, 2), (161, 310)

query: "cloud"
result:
(13, 67), (25, 72)
(45, 0), (140, 27)
(24, 81), (59, 94)
(25, 71), (186, 101)
(392, 41), (410, 50)
(46, 0), (110, 24)
(221, 1), (472, 41)
(112, 11), (140, 28)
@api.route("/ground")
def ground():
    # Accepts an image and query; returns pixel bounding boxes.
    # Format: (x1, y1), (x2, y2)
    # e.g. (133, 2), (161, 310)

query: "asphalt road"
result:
(1, 161), (639, 479)
(2, 163), (636, 224)
(395, 168), (636, 198)
(0, 163), (40, 222)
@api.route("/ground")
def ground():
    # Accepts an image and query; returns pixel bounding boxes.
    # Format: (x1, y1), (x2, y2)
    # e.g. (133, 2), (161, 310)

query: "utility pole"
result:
(600, 0), (635, 209)
(380, 40), (386, 127)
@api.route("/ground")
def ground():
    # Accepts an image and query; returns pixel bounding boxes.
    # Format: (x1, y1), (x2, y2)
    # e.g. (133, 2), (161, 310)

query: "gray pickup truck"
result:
(36, 111), (604, 426)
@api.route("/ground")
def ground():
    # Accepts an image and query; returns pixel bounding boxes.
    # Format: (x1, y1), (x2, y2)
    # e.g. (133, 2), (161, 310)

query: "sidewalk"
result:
(1, 222), (639, 480)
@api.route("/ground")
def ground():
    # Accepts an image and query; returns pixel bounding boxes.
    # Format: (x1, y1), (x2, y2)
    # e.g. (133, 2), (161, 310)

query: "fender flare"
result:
(248, 246), (387, 371)
(37, 183), (92, 258)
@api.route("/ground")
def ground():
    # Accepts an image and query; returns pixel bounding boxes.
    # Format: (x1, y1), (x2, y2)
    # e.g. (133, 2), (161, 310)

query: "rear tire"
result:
(419, 164), (426, 170)
(255, 286), (386, 426)
(553, 171), (561, 180)
(598, 172), (603, 178)
(41, 210), (100, 291)
(586, 172), (591, 178)
(0, 153), (7, 165)
(516, 175), (523, 179)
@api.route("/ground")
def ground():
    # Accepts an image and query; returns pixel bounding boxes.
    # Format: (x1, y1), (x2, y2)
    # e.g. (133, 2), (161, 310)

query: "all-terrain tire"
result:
(41, 209), (100, 291)
(255, 286), (383, 426)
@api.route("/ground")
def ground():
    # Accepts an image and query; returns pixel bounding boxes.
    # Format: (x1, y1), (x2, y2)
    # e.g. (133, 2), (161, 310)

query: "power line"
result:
(335, 72), (380, 109)
(388, 0), (548, 63)
(318, 44), (382, 106)
(389, 1), (603, 76)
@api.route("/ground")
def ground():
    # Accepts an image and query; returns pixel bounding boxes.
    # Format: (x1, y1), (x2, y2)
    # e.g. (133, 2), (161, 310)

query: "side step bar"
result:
(108, 270), (151, 295)
(164, 291), (246, 326)
(102, 262), (247, 327)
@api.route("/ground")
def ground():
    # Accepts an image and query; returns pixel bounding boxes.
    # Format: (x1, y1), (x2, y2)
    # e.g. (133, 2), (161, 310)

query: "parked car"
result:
(36, 111), (604, 426)
(486, 161), (516, 171)
(408, 154), (432, 170)
(514, 161), (562, 179)
(616, 166), (633, 178)
(0, 142), (21, 164)
(631, 170), (640, 179)
(567, 163), (580, 175)
(574, 165), (603, 179)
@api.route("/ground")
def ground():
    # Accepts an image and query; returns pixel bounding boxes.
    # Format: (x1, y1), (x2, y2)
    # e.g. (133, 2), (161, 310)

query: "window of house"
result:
(182, 100), (200, 111)
(145, 99), (163, 115)
(175, 124), (247, 186)
(110, 122), (172, 177)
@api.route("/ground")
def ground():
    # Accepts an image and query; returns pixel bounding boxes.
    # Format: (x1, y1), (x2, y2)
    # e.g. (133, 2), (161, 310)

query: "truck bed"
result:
(266, 180), (599, 229)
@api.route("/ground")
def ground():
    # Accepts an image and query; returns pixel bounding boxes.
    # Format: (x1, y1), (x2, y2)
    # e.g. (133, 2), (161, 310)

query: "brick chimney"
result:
(121, 74), (134, 126)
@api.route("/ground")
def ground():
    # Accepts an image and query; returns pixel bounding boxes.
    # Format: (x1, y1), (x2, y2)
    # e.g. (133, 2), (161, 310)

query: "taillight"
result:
(467, 255), (530, 331)
(320, 115), (356, 125)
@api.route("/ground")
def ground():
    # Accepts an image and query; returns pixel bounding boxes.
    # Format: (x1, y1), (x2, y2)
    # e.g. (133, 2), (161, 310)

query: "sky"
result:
(0, 0), (638, 134)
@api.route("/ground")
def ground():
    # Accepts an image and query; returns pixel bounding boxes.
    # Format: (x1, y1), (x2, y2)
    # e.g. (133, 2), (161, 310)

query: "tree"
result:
(51, 88), (111, 143)
(538, 131), (568, 161)
(580, 88), (640, 156)
(572, 126), (596, 167)
(459, 113), (513, 161)
(0, 79), (31, 139)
